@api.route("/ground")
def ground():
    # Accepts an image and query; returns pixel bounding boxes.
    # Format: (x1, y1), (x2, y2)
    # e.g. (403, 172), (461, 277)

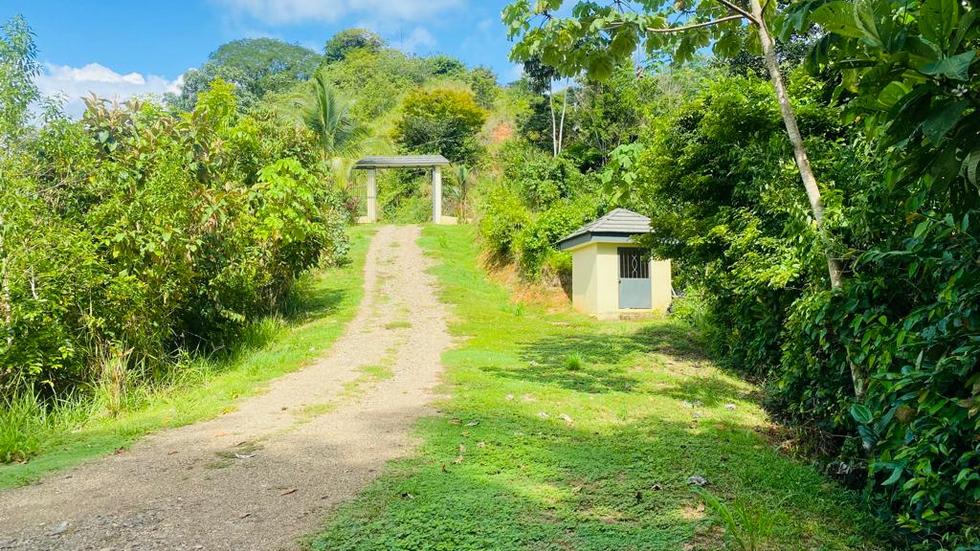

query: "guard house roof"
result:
(353, 155), (450, 169)
(556, 208), (652, 251)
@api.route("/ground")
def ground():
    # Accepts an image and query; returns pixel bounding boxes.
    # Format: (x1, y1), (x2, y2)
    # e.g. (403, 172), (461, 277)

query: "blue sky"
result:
(1, 0), (521, 116)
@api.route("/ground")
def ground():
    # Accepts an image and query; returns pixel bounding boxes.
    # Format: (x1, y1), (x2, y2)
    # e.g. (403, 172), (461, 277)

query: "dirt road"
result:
(0, 225), (451, 550)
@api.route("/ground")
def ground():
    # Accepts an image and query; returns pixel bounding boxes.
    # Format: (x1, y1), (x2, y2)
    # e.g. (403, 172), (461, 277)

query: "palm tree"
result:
(451, 164), (472, 222)
(303, 71), (365, 161)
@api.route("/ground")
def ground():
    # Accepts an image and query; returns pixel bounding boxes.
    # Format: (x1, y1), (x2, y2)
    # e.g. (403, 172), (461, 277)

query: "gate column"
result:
(432, 166), (442, 224)
(366, 168), (377, 223)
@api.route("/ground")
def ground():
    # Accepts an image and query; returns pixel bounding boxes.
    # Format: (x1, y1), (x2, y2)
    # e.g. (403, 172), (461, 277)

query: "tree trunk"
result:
(750, 0), (843, 289)
(0, 226), (11, 348)
(549, 80), (558, 157)
(557, 85), (568, 156)
(749, 0), (864, 399)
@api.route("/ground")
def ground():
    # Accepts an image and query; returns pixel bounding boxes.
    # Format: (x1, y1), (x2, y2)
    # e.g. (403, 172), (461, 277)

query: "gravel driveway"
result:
(0, 225), (451, 550)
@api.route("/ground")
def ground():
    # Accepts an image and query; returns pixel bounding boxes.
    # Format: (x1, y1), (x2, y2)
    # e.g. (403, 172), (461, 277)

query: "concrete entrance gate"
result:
(353, 155), (451, 224)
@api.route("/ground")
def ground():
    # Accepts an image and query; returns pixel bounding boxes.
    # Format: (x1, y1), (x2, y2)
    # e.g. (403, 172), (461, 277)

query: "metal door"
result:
(618, 248), (652, 309)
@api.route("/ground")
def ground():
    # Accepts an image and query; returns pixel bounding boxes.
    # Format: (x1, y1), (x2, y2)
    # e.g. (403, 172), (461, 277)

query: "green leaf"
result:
(882, 466), (905, 486)
(853, 0), (883, 47)
(920, 99), (969, 144)
(919, 0), (958, 49)
(919, 50), (976, 81)
(963, 150), (980, 186)
(876, 81), (910, 109)
(587, 54), (614, 81)
(811, 2), (865, 39)
(608, 30), (637, 59)
(713, 30), (741, 59)
(851, 403), (874, 424)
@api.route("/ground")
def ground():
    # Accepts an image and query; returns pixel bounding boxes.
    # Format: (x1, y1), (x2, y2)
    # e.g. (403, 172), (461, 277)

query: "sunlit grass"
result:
(311, 224), (889, 550)
(0, 225), (375, 489)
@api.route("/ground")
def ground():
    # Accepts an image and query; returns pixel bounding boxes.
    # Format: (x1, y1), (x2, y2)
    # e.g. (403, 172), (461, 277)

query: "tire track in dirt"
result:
(0, 225), (451, 550)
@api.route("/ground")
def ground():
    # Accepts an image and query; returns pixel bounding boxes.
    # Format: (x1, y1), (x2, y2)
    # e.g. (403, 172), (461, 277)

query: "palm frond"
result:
(303, 71), (367, 159)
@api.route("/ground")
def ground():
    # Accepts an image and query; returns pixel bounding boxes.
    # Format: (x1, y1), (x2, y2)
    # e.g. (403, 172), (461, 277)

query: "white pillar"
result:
(432, 166), (442, 224)
(366, 168), (377, 223)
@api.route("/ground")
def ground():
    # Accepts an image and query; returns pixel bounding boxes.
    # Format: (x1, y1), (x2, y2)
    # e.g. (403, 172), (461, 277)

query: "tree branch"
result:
(715, 0), (758, 24)
(645, 14), (746, 33)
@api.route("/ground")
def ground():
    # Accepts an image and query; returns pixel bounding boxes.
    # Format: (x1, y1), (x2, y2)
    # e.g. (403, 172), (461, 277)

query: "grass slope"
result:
(0, 226), (375, 489)
(312, 225), (888, 550)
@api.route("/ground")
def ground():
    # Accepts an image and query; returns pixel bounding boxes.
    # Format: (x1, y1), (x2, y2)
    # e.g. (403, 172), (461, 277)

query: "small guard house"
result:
(556, 208), (672, 318)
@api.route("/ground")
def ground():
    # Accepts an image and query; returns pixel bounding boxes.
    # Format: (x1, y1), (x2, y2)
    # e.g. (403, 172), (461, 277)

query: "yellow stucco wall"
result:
(594, 243), (621, 314)
(651, 259), (672, 311)
(571, 246), (598, 313)
(569, 241), (672, 317)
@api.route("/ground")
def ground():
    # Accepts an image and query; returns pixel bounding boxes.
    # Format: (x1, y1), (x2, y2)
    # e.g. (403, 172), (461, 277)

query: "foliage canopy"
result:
(167, 38), (321, 111)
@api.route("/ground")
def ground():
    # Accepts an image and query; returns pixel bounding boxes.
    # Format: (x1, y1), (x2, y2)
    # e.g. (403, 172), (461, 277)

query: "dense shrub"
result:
(498, 142), (585, 210)
(608, 66), (979, 545)
(618, 71), (865, 375)
(478, 138), (605, 279)
(778, 213), (980, 542)
(513, 196), (599, 278)
(0, 80), (348, 396)
(426, 55), (466, 77)
(393, 88), (487, 166)
(477, 183), (531, 262)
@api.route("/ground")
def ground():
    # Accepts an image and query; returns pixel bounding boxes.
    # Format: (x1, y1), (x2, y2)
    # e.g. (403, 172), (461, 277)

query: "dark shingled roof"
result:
(354, 155), (450, 169)
(556, 208), (651, 250)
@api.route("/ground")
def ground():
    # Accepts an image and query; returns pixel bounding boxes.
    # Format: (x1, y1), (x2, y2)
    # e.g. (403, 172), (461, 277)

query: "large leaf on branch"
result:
(811, 2), (865, 39)
(920, 99), (969, 145)
(919, 50), (977, 81)
(919, 0), (959, 50)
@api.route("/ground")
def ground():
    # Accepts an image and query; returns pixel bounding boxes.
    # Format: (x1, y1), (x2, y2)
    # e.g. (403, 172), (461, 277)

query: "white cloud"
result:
(212, 0), (462, 25)
(36, 62), (182, 118)
(392, 27), (435, 54)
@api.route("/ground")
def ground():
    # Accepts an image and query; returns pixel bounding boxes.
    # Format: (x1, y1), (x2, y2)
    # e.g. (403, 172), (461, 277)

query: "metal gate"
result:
(618, 248), (652, 309)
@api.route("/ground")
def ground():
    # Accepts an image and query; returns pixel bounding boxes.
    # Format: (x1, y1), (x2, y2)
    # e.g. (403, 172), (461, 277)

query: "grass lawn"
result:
(0, 225), (376, 489)
(311, 224), (889, 550)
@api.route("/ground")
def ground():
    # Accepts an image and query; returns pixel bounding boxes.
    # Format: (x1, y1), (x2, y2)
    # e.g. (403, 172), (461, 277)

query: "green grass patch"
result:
(340, 364), (396, 400)
(311, 225), (889, 550)
(297, 402), (339, 420)
(0, 225), (376, 489)
(384, 320), (412, 330)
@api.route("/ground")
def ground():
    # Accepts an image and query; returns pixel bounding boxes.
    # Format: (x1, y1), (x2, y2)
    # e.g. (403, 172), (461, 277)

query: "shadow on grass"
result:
(282, 279), (349, 323)
(657, 376), (750, 408)
(483, 322), (708, 395)
(314, 407), (888, 551)
(631, 323), (708, 361)
(482, 362), (640, 394)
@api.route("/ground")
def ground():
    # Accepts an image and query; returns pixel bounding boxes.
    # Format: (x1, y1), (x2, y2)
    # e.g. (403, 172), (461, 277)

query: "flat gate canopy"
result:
(352, 155), (451, 224)
(353, 155), (450, 170)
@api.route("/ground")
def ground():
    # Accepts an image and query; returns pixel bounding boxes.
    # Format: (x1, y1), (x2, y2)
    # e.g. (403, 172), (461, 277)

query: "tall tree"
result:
(0, 15), (40, 148)
(522, 56), (570, 157)
(504, 0), (844, 284)
(393, 88), (488, 165)
(167, 38), (321, 112)
(324, 28), (384, 63)
(468, 66), (499, 108)
(0, 15), (40, 351)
